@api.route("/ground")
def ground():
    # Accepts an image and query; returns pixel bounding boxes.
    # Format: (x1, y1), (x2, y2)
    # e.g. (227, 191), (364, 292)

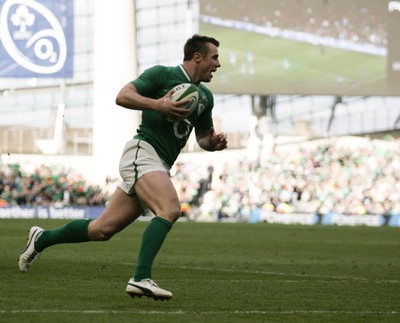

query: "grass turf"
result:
(1, 219), (399, 322)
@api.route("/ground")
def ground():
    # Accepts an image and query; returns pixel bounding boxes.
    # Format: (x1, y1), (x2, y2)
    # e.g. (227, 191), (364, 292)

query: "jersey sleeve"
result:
(131, 65), (167, 98)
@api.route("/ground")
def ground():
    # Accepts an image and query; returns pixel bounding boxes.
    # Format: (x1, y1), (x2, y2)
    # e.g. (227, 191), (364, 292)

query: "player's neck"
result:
(181, 62), (200, 85)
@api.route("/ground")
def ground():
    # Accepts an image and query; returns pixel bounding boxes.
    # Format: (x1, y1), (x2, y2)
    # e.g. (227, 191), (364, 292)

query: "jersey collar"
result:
(179, 64), (192, 82)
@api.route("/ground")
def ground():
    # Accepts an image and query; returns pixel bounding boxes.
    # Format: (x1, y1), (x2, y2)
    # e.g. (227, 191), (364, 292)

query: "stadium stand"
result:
(2, 135), (400, 223)
(172, 136), (400, 221)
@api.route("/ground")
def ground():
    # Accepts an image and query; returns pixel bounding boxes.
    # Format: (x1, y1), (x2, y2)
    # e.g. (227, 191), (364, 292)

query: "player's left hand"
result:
(209, 127), (227, 151)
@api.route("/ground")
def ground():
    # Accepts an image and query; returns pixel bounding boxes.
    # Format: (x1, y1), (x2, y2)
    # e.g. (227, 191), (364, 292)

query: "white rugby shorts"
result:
(118, 139), (171, 195)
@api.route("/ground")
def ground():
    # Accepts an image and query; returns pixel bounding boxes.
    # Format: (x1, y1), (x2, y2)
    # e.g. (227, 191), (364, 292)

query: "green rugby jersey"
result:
(132, 64), (214, 167)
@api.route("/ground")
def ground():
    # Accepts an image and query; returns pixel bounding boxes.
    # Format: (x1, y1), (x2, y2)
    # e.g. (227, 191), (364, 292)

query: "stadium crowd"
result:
(2, 137), (400, 220)
(172, 137), (400, 220)
(0, 163), (111, 207)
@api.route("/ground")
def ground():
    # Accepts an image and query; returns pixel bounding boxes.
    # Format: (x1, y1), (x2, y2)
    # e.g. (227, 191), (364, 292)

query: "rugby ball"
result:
(167, 83), (199, 122)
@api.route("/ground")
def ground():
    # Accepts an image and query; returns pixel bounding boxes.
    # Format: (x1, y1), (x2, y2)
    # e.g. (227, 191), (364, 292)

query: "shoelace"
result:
(142, 279), (158, 287)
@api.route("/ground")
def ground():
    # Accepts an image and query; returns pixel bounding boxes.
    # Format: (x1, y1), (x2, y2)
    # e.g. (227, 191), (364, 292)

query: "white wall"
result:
(92, 0), (140, 183)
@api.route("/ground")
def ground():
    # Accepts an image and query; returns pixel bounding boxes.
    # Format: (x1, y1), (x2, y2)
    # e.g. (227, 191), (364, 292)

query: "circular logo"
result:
(0, 0), (67, 74)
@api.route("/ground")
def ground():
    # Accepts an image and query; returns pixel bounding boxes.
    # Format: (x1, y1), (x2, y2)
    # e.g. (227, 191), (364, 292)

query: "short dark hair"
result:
(183, 34), (220, 61)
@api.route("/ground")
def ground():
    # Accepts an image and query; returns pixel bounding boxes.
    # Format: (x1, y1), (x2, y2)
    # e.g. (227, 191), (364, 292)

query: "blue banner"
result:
(321, 212), (386, 227)
(0, 206), (103, 219)
(0, 206), (398, 226)
(0, 0), (73, 78)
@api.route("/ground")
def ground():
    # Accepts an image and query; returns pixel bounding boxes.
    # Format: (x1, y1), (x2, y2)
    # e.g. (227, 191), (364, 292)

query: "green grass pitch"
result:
(201, 24), (387, 96)
(1, 219), (399, 322)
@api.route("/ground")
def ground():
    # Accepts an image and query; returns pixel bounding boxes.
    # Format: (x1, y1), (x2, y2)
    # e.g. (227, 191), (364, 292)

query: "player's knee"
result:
(162, 204), (181, 223)
(87, 224), (114, 241)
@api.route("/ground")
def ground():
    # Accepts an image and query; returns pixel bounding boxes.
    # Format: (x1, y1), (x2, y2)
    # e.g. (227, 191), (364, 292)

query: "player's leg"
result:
(133, 170), (181, 279)
(118, 139), (178, 299)
(18, 187), (143, 272)
(126, 170), (180, 300)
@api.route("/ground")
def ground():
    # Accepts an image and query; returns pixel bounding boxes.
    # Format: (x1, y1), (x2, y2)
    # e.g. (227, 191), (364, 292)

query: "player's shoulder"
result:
(143, 64), (174, 74)
(139, 65), (182, 85)
(157, 65), (185, 79)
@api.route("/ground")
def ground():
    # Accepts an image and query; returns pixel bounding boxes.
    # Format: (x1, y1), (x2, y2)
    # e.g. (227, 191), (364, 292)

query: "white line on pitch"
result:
(0, 309), (398, 315)
(156, 265), (400, 284)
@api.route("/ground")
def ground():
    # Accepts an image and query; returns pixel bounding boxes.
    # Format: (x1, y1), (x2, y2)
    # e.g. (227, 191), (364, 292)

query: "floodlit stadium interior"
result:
(1, 0), (400, 224)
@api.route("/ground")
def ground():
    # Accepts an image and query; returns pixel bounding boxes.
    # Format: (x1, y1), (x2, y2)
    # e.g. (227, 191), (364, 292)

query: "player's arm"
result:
(116, 83), (189, 120)
(195, 127), (227, 151)
(116, 82), (166, 112)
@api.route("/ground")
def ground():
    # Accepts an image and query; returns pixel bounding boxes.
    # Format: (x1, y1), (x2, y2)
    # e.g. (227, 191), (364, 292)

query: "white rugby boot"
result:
(18, 226), (44, 272)
(126, 278), (172, 301)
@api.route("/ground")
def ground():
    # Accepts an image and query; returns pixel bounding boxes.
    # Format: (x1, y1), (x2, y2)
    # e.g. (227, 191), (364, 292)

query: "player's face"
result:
(199, 43), (220, 83)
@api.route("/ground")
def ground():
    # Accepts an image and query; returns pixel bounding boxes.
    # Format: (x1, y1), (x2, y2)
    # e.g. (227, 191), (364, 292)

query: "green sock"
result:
(35, 219), (92, 252)
(134, 216), (172, 281)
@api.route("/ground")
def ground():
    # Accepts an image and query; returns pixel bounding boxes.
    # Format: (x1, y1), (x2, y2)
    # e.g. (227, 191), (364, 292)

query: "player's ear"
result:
(193, 52), (202, 63)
